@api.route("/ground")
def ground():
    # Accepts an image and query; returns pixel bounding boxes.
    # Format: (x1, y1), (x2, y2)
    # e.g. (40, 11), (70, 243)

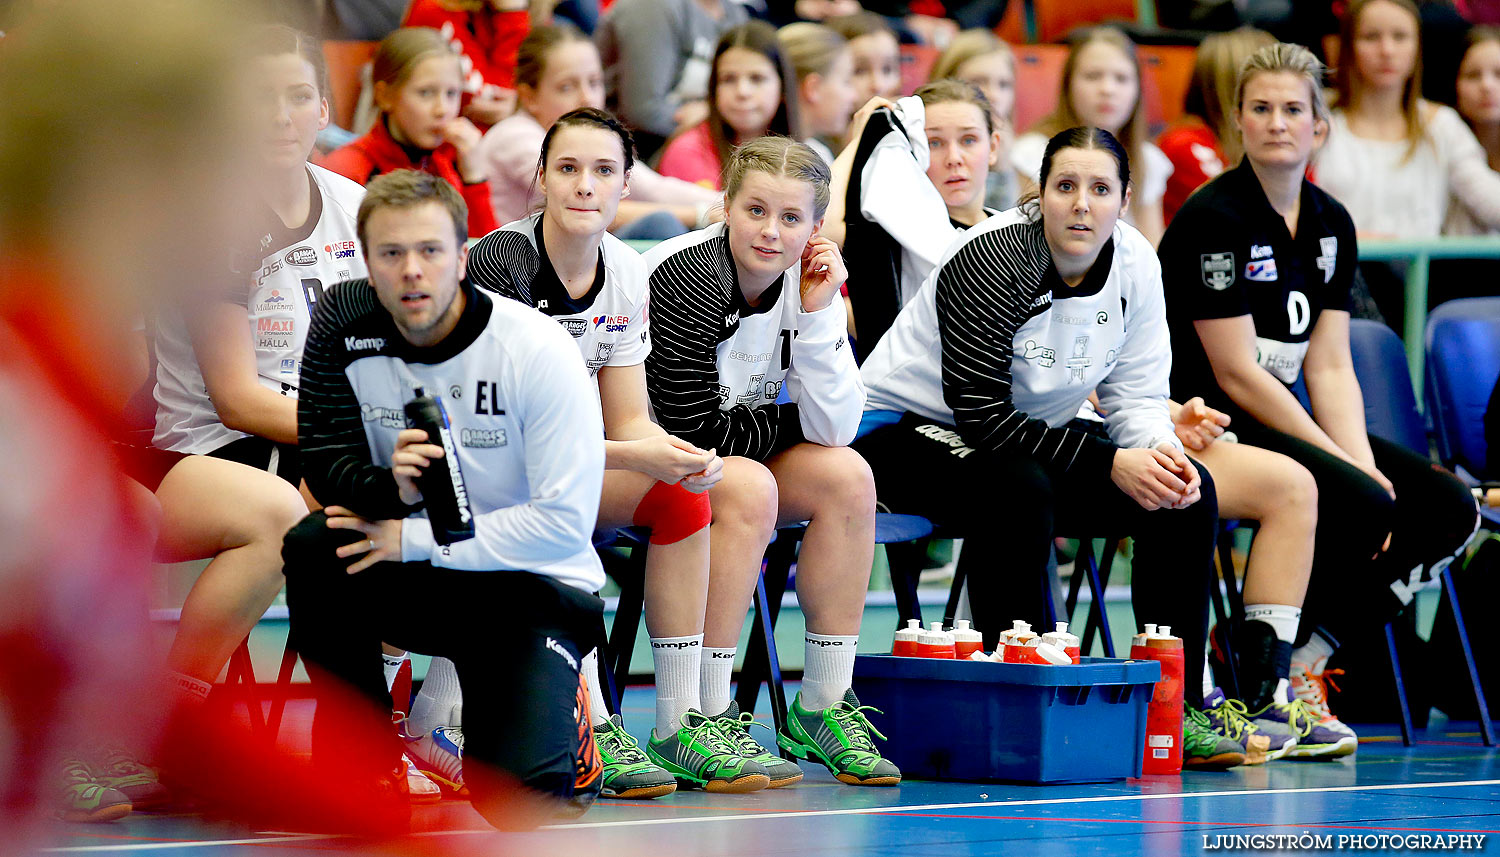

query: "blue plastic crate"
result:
(853, 654), (1161, 784)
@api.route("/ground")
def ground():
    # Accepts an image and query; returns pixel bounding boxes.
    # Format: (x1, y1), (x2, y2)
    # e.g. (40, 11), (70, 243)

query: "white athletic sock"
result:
(699, 647), (736, 720)
(381, 651), (408, 693)
(651, 633), (704, 735)
(409, 656), (463, 736)
(1291, 628), (1336, 672)
(579, 649), (611, 728)
(168, 670), (212, 706)
(801, 633), (858, 712)
(1243, 603), (1302, 644)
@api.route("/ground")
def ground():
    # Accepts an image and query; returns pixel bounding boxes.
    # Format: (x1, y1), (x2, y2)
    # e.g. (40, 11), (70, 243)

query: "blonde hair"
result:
(1032, 27), (1147, 186)
(1185, 28), (1277, 164)
(1335, 0), (1424, 161)
(372, 27), (459, 95)
(930, 30), (1016, 113)
(1236, 42), (1331, 123)
(723, 136), (832, 219)
(777, 22), (849, 83)
(514, 24), (593, 92)
(915, 79), (996, 135)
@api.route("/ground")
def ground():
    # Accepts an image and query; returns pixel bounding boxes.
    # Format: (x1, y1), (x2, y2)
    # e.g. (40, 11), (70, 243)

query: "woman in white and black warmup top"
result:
(644, 137), (900, 787)
(117, 26), (343, 786)
(1159, 43), (1479, 725)
(856, 128), (1219, 698)
(453, 108), (799, 798)
(154, 27), (366, 486)
(822, 79), (1004, 352)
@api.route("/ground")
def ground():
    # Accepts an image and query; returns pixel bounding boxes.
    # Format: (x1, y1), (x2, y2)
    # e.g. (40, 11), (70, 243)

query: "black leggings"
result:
(281, 512), (603, 823)
(853, 414), (1220, 706)
(1227, 422), (1480, 646)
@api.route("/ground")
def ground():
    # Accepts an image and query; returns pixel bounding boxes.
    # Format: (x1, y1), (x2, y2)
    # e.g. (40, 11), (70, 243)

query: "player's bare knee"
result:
(714, 462), (778, 539)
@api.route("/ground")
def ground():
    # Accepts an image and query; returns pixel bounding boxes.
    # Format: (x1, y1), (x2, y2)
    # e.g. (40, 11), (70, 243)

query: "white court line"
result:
(41, 778), (1500, 850)
(542, 778), (1500, 831)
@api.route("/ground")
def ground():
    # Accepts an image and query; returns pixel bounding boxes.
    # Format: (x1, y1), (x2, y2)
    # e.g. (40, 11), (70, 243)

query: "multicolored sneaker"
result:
(89, 746), (169, 810)
(1183, 707), (1246, 769)
(58, 758), (132, 823)
(709, 701), (803, 788)
(401, 720), (467, 797)
(777, 689), (900, 787)
(593, 715), (676, 799)
(402, 755), (442, 804)
(1201, 688), (1281, 764)
(1253, 686), (1357, 759)
(645, 709), (770, 793)
(566, 672), (604, 817)
(1291, 658), (1359, 750)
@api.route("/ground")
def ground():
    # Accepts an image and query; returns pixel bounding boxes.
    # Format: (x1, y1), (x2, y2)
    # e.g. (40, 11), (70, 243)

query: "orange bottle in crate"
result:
(1042, 622), (1081, 663)
(951, 619), (984, 659)
(1131, 624), (1184, 774)
(892, 619), (923, 657)
(1002, 621), (1038, 663)
(916, 621), (956, 658)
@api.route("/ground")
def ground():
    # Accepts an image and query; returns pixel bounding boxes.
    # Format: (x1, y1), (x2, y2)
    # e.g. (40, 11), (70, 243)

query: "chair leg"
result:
(265, 639), (299, 747)
(735, 537), (796, 723)
(1439, 568), (1495, 746)
(1064, 545), (1085, 626)
(1083, 541), (1117, 659)
(595, 617), (622, 719)
(886, 539), (926, 629)
(751, 572), (790, 748)
(942, 559), (968, 629)
(605, 543), (648, 710)
(227, 639), (268, 740)
(1077, 540), (1098, 653)
(1386, 622), (1415, 747)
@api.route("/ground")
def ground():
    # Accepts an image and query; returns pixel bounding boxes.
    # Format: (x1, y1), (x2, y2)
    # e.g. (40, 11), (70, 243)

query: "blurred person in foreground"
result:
(0, 0), (254, 847)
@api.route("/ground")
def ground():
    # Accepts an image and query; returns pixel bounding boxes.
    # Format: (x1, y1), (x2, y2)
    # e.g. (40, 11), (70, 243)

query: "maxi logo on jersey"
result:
(593, 314), (629, 333)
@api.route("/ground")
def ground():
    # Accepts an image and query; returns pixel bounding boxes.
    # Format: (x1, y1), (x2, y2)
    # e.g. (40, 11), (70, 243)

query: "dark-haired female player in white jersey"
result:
(459, 107), (791, 797)
(142, 27), (438, 801)
(644, 136), (900, 787)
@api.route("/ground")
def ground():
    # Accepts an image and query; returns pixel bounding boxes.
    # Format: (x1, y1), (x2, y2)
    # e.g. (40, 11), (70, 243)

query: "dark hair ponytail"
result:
(1018, 126), (1130, 217)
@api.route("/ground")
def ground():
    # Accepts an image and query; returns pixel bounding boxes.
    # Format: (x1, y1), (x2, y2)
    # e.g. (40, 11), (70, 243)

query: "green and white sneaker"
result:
(58, 758), (132, 823)
(594, 714), (677, 799)
(777, 689), (900, 786)
(709, 701), (804, 788)
(645, 709), (769, 793)
(1183, 707), (1246, 769)
(90, 746), (169, 810)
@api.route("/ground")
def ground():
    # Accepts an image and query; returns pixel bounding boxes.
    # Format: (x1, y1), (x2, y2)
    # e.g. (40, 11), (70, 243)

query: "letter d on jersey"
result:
(1286, 291), (1310, 336)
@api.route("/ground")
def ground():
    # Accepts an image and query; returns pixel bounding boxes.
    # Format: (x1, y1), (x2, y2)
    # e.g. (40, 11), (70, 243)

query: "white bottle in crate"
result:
(916, 621), (956, 659)
(1042, 621), (1081, 663)
(892, 619), (922, 657)
(951, 619), (983, 659)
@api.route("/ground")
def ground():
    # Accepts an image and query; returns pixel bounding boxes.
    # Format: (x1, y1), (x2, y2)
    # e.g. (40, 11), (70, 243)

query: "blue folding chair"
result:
(1425, 297), (1500, 529)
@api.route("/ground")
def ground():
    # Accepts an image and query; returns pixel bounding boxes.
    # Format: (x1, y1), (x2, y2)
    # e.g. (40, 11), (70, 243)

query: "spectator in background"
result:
(931, 29), (1018, 209)
(829, 13), (903, 105)
(656, 21), (801, 189)
(1012, 27), (1172, 245)
(596, 0), (749, 158)
(1317, 0), (1500, 238)
(1316, 0), (1500, 322)
(478, 26), (720, 238)
(1448, 26), (1500, 232)
(323, 27), (501, 238)
(778, 23), (858, 163)
(1157, 27), (1276, 224)
(404, 0), (531, 126)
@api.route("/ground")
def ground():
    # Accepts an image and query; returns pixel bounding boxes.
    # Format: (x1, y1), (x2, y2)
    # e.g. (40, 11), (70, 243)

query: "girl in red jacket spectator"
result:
(404, 0), (529, 126)
(1156, 27), (1276, 224)
(322, 27), (500, 237)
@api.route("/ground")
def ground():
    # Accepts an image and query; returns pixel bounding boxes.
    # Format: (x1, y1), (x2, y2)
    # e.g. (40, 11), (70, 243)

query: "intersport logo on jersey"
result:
(325, 240), (358, 261)
(593, 314), (629, 332)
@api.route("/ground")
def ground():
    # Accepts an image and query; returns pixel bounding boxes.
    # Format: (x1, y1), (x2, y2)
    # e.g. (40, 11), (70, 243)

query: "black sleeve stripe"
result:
(297, 279), (412, 518)
(644, 236), (802, 460)
(935, 225), (1115, 476)
(465, 230), (541, 304)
